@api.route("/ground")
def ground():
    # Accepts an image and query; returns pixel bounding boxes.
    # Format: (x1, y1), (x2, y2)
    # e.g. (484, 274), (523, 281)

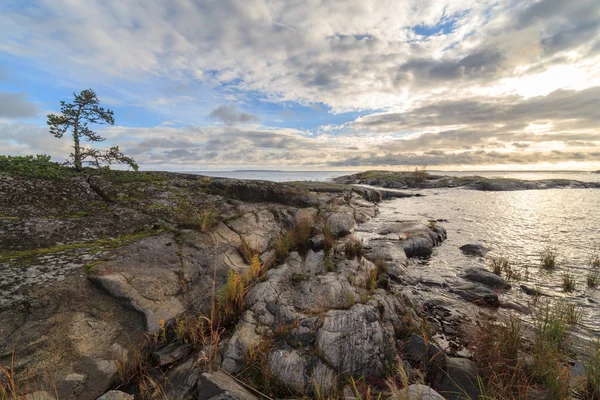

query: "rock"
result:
(326, 212), (357, 237)
(308, 233), (325, 251)
(96, 391), (133, 400)
(459, 244), (489, 257)
(198, 371), (258, 400)
(268, 348), (307, 392)
(162, 357), (203, 400)
(460, 267), (511, 289)
(152, 342), (193, 367)
(315, 304), (392, 377)
(433, 357), (479, 400)
(450, 284), (500, 307)
(520, 285), (544, 296)
(402, 334), (446, 379)
(391, 384), (445, 400)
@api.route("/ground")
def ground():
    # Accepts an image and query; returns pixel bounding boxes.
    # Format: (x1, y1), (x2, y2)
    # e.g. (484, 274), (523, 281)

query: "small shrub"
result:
(374, 258), (389, 275)
(325, 258), (334, 272)
(413, 164), (429, 183)
(275, 230), (295, 260)
(217, 269), (245, 326)
(198, 208), (219, 232)
(367, 269), (378, 293)
(587, 271), (600, 288)
(0, 154), (74, 180)
(562, 269), (576, 292)
(539, 245), (558, 270)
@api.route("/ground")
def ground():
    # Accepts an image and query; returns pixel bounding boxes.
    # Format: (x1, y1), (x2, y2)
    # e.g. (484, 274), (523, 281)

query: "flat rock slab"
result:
(199, 371), (258, 400)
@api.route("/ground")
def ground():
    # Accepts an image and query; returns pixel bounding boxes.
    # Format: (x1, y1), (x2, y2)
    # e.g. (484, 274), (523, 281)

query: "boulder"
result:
(433, 357), (479, 400)
(402, 334), (446, 380)
(459, 244), (489, 257)
(326, 212), (357, 237)
(152, 342), (193, 367)
(316, 304), (392, 377)
(461, 268), (511, 289)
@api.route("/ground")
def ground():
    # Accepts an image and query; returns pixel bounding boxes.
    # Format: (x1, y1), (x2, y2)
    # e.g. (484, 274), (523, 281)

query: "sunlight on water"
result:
(387, 188), (600, 336)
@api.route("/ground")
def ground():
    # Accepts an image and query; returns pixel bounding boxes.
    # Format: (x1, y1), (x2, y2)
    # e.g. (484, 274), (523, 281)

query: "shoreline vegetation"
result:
(1, 157), (599, 399)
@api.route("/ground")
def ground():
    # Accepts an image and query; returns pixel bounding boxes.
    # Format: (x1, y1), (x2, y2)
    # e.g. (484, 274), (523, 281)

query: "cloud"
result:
(208, 105), (259, 125)
(0, 92), (39, 118)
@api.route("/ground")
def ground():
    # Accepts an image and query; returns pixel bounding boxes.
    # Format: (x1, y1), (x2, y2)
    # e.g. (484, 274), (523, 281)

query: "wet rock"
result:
(391, 384), (445, 400)
(198, 371), (258, 400)
(460, 267), (511, 289)
(459, 244), (489, 257)
(96, 391), (133, 400)
(433, 357), (479, 400)
(520, 285), (544, 296)
(450, 283), (500, 307)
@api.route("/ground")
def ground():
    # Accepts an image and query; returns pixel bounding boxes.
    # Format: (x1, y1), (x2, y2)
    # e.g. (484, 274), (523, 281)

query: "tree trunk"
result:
(73, 107), (82, 171)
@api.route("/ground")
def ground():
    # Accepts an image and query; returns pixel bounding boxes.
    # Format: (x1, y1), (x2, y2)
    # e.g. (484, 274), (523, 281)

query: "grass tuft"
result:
(587, 271), (600, 288)
(275, 230), (295, 261)
(562, 269), (577, 292)
(539, 245), (558, 270)
(344, 237), (364, 260)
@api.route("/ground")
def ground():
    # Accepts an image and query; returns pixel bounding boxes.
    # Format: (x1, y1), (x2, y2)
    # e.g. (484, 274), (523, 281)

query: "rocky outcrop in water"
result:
(334, 170), (600, 191)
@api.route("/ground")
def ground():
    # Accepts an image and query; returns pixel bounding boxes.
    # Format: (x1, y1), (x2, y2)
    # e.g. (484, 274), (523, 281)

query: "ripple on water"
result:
(383, 187), (600, 336)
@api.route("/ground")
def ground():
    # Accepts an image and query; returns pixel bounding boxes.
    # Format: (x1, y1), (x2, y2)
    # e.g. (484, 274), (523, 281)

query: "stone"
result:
(391, 384), (445, 400)
(198, 371), (258, 400)
(152, 342), (193, 367)
(268, 348), (307, 392)
(450, 284), (500, 307)
(96, 391), (133, 400)
(327, 212), (357, 237)
(433, 357), (479, 400)
(315, 304), (390, 377)
(402, 334), (446, 379)
(460, 267), (511, 289)
(459, 244), (489, 257)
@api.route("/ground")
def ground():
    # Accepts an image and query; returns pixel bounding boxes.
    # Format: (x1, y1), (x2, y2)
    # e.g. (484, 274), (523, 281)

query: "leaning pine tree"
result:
(47, 89), (138, 172)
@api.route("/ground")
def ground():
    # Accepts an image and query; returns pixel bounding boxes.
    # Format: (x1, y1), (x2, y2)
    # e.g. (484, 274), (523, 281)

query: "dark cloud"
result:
(208, 105), (259, 125)
(355, 86), (600, 132)
(0, 92), (39, 118)
(328, 150), (600, 167)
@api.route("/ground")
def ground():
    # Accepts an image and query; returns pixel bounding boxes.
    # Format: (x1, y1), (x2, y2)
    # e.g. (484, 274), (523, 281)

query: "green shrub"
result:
(275, 230), (295, 261)
(0, 154), (74, 179)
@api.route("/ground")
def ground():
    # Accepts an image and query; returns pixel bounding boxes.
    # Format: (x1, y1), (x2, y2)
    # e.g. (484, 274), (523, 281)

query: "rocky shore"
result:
(334, 170), (600, 191)
(0, 169), (595, 399)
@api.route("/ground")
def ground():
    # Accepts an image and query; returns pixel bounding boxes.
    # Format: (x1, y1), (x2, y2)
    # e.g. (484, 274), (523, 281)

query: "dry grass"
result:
(344, 237), (364, 260)
(488, 255), (521, 281)
(295, 216), (313, 248)
(323, 221), (334, 253)
(274, 230), (295, 260)
(581, 340), (600, 399)
(237, 236), (258, 264)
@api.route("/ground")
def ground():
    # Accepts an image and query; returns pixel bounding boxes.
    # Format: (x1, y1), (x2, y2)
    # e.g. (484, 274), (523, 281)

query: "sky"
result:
(0, 0), (599, 171)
